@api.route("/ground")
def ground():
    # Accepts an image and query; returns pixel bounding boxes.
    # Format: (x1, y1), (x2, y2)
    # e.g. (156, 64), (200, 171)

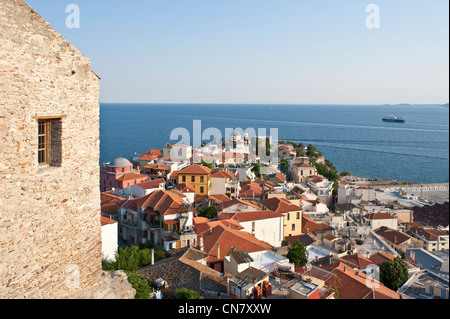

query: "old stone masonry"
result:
(0, 0), (135, 299)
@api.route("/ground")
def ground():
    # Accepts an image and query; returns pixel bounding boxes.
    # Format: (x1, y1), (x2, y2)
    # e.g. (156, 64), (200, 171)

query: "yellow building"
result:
(260, 197), (303, 238)
(178, 164), (212, 196)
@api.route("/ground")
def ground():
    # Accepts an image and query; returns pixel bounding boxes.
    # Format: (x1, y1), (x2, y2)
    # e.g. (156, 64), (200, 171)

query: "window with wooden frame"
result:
(38, 120), (50, 165)
(36, 116), (63, 167)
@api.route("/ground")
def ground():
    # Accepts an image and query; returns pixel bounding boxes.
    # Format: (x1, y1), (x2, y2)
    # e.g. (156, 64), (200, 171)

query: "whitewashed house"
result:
(101, 215), (118, 262)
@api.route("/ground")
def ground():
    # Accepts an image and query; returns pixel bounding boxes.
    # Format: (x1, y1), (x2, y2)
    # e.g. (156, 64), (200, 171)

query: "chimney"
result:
(217, 244), (220, 260)
(199, 236), (204, 252)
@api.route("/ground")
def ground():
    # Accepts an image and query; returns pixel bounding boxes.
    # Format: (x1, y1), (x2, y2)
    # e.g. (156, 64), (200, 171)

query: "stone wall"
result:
(0, 0), (134, 298)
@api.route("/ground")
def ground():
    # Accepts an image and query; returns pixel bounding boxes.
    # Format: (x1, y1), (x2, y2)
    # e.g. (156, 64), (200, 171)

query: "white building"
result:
(290, 158), (317, 183)
(338, 182), (376, 205)
(210, 170), (240, 198)
(219, 210), (284, 247)
(224, 248), (292, 277)
(305, 176), (334, 208)
(116, 178), (166, 198)
(298, 191), (330, 215)
(163, 143), (192, 162)
(101, 215), (118, 262)
(364, 212), (398, 231)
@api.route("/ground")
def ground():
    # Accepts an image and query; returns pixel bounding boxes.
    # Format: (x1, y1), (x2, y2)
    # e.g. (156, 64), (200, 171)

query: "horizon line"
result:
(99, 102), (449, 106)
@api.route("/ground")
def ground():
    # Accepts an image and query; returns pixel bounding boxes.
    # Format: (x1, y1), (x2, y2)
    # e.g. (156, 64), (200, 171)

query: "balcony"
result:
(173, 229), (197, 241)
(121, 220), (137, 230)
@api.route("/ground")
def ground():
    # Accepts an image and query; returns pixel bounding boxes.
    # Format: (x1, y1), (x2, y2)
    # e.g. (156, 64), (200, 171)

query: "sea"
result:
(99, 103), (449, 184)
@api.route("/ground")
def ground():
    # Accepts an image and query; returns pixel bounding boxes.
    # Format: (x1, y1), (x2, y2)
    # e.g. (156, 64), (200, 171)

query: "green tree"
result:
(380, 257), (409, 291)
(286, 240), (308, 267)
(280, 159), (288, 170)
(176, 288), (204, 299)
(198, 204), (218, 219)
(340, 171), (352, 177)
(200, 160), (212, 169)
(306, 144), (318, 158)
(103, 245), (167, 272)
(125, 271), (151, 299)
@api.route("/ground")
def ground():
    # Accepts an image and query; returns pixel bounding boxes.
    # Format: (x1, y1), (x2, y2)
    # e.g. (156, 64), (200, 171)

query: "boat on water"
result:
(383, 115), (406, 123)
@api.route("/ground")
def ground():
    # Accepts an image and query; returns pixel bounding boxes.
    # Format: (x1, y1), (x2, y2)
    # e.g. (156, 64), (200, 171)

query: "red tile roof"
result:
(143, 164), (171, 171)
(136, 189), (185, 216)
(320, 262), (403, 299)
(115, 172), (148, 182)
(260, 197), (301, 214)
(101, 193), (126, 216)
(140, 149), (162, 157)
(101, 214), (117, 226)
(179, 164), (212, 175)
(136, 178), (166, 190)
(216, 198), (260, 211)
(219, 210), (284, 223)
(174, 183), (196, 193)
(294, 162), (314, 168)
(368, 252), (396, 266)
(341, 253), (374, 270)
(377, 230), (411, 245)
(211, 170), (235, 179)
(239, 181), (263, 198)
(302, 215), (334, 234)
(195, 220), (271, 263)
(365, 212), (394, 220)
(409, 226), (449, 241)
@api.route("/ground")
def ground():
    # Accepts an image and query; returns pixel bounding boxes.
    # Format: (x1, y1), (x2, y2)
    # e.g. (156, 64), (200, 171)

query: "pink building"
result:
(100, 157), (148, 192)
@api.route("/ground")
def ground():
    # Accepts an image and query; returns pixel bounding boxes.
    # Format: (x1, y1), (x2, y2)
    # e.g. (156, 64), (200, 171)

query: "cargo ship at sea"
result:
(383, 115), (406, 123)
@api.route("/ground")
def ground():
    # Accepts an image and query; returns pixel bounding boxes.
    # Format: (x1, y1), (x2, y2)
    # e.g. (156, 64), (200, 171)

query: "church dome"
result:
(109, 157), (132, 168)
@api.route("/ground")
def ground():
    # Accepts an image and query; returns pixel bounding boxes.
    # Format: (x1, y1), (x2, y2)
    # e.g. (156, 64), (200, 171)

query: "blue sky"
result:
(26, 0), (449, 105)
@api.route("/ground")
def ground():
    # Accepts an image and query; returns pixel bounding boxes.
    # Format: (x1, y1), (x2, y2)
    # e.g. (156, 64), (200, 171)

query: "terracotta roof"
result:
(260, 197), (301, 214)
(219, 210), (284, 223)
(136, 178), (166, 190)
(365, 212), (394, 220)
(194, 219), (244, 235)
(239, 181), (263, 198)
(410, 226), (449, 242)
(378, 230), (411, 245)
(302, 215), (334, 234)
(341, 253), (374, 270)
(196, 222), (271, 263)
(179, 164), (212, 175)
(143, 164), (171, 171)
(294, 162), (314, 168)
(211, 170), (235, 179)
(101, 214), (117, 226)
(174, 183), (196, 193)
(101, 192), (126, 205)
(140, 149), (162, 157)
(139, 154), (158, 162)
(368, 252), (396, 266)
(137, 247), (228, 299)
(216, 197), (260, 211)
(320, 262), (403, 299)
(115, 172), (148, 182)
(116, 197), (139, 211)
(194, 194), (232, 205)
(136, 189), (185, 216)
